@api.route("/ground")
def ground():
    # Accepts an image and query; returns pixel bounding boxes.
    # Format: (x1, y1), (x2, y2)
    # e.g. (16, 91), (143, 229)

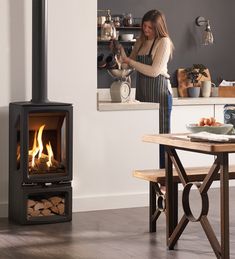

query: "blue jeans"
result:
(159, 91), (172, 168)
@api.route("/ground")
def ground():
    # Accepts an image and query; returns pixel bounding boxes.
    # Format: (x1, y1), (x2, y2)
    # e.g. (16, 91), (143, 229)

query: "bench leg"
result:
(173, 182), (178, 229)
(149, 182), (178, 233)
(149, 182), (157, 232)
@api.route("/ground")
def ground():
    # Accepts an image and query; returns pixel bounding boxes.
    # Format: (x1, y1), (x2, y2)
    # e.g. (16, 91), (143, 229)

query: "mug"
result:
(201, 81), (216, 97)
(211, 87), (219, 97)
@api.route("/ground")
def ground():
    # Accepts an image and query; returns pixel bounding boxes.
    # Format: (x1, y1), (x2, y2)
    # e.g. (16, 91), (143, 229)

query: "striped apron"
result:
(135, 38), (172, 168)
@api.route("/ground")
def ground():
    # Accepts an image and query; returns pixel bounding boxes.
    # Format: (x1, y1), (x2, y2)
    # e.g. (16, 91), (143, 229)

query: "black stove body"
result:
(9, 0), (73, 224)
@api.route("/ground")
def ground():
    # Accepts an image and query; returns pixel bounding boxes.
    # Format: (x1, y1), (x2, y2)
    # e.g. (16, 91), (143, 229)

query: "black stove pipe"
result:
(32, 0), (48, 103)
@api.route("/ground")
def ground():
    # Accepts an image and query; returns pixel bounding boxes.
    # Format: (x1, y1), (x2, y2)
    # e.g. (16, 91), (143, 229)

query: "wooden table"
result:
(143, 133), (235, 259)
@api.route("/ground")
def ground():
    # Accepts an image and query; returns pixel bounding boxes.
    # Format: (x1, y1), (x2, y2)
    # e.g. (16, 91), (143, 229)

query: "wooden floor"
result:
(1, 187), (235, 259)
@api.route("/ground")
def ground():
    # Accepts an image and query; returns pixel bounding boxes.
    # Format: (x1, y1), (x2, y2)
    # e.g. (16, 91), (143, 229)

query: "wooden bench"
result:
(133, 165), (235, 233)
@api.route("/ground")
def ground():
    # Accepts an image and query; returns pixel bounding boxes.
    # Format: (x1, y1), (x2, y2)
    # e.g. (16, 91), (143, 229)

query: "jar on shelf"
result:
(113, 17), (121, 28)
(123, 13), (133, 27)
(97, 16), (106, 27)
(100, 10), (116, 40)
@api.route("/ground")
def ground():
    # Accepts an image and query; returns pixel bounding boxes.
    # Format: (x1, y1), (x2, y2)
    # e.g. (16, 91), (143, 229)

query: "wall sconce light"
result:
(195, 16), (214, 45)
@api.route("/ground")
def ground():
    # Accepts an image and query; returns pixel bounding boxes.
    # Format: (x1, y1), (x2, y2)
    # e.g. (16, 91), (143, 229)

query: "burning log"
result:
(23, 124), (66, 174)
(28, 154), (65, 174)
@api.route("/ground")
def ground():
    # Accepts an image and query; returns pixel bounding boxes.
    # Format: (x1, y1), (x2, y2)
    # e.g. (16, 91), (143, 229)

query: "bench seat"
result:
(133, 165), (235, 184)
(133, 165), (235, 233)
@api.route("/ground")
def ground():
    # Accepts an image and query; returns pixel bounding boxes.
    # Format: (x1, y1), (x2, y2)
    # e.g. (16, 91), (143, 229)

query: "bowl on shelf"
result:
(186, 123), (233, 134)
(120, 34), (134, 41)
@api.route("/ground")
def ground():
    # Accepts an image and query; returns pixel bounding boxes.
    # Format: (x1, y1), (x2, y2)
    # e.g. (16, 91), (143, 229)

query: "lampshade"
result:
(202, 22), (214, 45)
(195, 16), (214, 46)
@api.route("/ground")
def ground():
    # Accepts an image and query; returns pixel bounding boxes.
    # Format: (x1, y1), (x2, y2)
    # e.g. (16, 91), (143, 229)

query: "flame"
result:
(46, 142), (54, 167)
(28, 124), (54, 168)
(37, 125), (45, 159)
(30, 131), (40, 167)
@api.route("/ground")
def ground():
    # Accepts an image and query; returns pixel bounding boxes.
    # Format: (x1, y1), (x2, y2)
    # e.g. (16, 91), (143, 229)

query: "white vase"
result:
(201, 81), (212, 97)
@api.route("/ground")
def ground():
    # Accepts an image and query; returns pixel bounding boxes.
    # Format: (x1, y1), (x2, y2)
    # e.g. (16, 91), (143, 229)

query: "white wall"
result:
(0, 0), (159, 217)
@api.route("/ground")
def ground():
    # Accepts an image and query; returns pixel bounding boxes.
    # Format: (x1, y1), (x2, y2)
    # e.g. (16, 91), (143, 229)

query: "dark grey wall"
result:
(98, 0), (235, 88)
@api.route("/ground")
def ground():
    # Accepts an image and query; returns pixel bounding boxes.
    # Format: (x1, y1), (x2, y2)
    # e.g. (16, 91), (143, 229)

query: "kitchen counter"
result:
(97, 89), (235, 111)
(97, 90), (159, 111)
(173, 97), (235, 106)
(98, 101), (159, 111)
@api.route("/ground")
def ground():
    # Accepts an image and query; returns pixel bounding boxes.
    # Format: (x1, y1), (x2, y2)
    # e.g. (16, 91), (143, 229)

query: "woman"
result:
(121, 9), (174, 168)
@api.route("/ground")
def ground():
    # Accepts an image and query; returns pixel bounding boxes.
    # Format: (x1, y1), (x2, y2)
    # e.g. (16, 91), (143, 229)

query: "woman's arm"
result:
(120, 38), (142, 60)
(127, 37), (171, 77)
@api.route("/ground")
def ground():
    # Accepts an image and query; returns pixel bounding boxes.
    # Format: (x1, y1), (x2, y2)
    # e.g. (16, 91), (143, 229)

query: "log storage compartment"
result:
(11, 184), (72, 224)
(8, 0), (73, 225)
(28, 195), (66, 218)
(25, 184), (72, 224)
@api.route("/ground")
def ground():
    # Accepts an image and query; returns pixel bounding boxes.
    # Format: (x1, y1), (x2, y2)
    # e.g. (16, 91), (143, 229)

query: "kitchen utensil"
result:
(97, 16), (106, 26)
(108, 69), (134, 102)
(123, 13), (133, 27)
(108, 69), (133, 78)
(100, 10), (116, 40)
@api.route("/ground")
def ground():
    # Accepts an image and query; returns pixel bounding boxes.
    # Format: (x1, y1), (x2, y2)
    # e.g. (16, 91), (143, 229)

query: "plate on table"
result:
(186, 123), (233, 135)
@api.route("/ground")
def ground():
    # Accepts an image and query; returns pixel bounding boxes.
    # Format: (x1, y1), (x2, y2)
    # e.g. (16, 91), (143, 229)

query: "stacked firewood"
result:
(27, 196), (65, 217)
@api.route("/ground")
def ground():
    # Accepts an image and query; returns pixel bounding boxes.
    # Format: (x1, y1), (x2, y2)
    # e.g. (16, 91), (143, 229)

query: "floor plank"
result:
(1, 187), (235, 259)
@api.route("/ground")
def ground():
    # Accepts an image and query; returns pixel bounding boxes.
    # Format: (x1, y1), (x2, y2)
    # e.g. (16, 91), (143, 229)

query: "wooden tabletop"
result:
(143, 133), (235, 153)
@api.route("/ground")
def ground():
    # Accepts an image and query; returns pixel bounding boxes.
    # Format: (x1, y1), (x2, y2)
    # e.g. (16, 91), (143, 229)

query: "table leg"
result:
(165, 147), (224, 256)
(165, 147), (174, 247)
(219, 153), (230, 259)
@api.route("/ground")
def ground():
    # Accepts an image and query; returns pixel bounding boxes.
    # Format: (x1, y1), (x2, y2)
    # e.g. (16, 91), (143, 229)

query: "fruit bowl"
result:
(186, 123), (233, 134)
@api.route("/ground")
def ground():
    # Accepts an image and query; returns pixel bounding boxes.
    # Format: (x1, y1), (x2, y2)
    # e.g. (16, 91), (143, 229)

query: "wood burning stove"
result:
(9, 0), (73, 224)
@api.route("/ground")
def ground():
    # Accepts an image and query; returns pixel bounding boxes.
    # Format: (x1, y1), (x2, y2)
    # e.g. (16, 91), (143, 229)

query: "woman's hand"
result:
(122, 56), (131, 65)
(109, 40), (123, 53)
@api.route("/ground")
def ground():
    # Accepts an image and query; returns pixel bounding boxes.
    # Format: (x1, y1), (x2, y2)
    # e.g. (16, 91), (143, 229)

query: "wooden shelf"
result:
(97, 26), (141, 30)
(98, 40), (136, 45)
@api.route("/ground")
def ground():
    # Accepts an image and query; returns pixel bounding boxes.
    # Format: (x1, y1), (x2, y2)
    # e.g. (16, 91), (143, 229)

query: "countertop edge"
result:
(97, 101), (159, 111)
(97, 97), (235, 111)
(172, 97), (235, 106)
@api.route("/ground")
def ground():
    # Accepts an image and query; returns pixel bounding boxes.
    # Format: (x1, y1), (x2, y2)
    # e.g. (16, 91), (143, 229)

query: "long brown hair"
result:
(140, 9), (174, 55)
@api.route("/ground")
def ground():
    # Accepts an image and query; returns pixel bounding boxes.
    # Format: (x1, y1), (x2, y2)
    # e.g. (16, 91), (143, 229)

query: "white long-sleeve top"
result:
(121, 37), (173, 92)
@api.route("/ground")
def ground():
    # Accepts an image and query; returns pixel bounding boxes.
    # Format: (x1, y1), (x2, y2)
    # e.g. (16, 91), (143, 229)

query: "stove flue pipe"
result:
(32, 0), (49, 103)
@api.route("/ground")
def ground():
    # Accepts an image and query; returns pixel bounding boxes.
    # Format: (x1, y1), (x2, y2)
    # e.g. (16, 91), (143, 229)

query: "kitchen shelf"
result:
(97, 26), (141, 30)
(98, 40), (136, 45)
